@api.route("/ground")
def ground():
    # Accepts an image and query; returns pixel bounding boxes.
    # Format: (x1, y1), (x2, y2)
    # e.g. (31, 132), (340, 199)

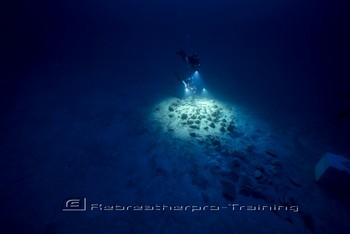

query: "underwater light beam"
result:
(193, 71), (200, 79)
(152, 97), (236, 139)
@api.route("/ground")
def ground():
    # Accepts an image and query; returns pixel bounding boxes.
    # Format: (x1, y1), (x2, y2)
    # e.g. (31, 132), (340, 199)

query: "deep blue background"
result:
(1, 0), (350, 232)
(4, 0), (350, 151)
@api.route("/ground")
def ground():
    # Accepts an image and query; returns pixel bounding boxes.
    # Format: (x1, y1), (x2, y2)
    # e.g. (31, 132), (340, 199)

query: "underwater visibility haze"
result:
(2, 0), (350, 233)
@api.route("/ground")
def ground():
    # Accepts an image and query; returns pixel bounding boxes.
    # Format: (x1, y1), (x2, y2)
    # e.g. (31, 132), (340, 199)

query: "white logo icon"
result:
(62, 198), (86, 211)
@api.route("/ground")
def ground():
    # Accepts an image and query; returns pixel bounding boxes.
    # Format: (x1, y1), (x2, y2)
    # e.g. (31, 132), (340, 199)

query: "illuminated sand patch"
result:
(151, 97), (237, 140)
(147, 96), (307, 222)
(149, 96), (279, 155)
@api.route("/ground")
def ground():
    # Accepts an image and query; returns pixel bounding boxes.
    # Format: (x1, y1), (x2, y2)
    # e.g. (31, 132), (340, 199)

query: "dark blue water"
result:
(2, 0), (350, 233)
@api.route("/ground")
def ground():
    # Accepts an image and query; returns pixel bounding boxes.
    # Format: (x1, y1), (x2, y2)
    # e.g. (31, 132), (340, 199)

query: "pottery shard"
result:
(190, 125), (200, 129)
(227, 123), (235, 132)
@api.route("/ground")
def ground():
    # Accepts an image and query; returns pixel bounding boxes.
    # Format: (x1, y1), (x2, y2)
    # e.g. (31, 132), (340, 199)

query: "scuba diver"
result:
(173, 71), (197, 93)
(174, 50), (203, 94)
(176, 50), (200, 71)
